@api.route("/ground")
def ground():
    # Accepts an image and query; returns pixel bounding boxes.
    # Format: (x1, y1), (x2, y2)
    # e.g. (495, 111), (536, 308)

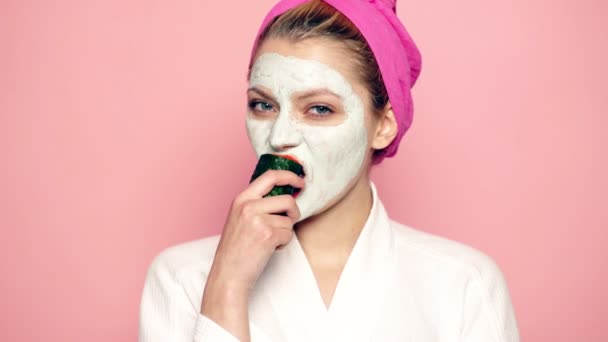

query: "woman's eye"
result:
(308, 105), (333, 117)
(248, 100), (275, 113)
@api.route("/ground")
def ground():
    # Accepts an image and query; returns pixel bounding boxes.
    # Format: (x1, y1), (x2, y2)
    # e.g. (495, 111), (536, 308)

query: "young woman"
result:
(139, 1), (520, 341)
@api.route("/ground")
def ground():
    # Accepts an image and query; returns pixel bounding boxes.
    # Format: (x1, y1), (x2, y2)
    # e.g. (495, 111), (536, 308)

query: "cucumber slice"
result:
(249, 154), (304, 198)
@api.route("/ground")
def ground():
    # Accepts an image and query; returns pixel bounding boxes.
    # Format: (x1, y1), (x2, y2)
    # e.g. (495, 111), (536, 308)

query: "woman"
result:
(139, 0), (520, 341)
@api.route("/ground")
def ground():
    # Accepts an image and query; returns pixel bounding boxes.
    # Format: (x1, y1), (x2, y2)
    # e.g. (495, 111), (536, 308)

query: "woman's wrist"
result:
(201, 271), (250, 312)
(200, 274), (251, 341)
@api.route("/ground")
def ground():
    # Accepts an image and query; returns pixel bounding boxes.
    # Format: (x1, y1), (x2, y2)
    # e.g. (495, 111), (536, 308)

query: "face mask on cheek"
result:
(246, 52), (368, 222)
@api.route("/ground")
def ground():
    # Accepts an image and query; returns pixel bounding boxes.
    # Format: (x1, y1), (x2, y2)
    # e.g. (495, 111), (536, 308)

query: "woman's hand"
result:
(209, 169), (303, 291)
(200, 169), (304, 341)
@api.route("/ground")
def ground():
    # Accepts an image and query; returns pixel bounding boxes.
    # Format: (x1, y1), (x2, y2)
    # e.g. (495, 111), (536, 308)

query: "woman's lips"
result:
(275, 153), (302, 165)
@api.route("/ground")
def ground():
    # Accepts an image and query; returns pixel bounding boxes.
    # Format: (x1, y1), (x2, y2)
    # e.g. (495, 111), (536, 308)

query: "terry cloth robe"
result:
(139, 181), (520, 342)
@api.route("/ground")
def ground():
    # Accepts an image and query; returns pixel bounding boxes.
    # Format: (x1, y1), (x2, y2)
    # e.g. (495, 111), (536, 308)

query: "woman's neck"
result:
(293, 175), (373, 268)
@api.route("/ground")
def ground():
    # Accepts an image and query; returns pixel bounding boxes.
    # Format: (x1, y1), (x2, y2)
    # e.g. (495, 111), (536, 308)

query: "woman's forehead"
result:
(250, 38), (368, 103)
(252, 38), (360, 85)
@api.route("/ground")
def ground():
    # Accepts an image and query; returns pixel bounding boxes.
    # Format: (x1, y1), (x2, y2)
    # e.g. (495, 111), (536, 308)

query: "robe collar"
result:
(249, 181), (396, 341)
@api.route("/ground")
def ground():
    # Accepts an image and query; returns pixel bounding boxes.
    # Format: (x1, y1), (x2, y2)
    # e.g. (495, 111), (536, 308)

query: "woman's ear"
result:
(371, 101), (398, 150)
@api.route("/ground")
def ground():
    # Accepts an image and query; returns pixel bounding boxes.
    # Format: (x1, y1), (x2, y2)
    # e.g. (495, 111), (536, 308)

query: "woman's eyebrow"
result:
(293, 88), (341, 101)
(247, 87), (276, 101)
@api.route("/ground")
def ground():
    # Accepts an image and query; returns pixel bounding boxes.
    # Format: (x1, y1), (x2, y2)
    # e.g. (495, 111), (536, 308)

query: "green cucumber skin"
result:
(264, 185), (296, 198)
(249, 154), (304, 198)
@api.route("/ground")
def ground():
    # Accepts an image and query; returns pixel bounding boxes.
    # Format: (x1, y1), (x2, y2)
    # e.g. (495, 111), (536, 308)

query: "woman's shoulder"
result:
(387, 220), (520, 340)
(388, 219), (508, 283)
(143, 234), (221, 282)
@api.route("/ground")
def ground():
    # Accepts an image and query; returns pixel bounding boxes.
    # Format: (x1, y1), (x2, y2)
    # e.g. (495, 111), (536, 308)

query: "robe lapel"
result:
(249, 231), (329, 341)
(249, 181), (396, 342)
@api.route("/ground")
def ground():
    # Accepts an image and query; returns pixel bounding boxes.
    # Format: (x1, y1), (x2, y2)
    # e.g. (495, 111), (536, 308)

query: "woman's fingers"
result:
(244, 195), (301, 222)
(272, 227), (294, 249)
(265, 214), (296, 231)
(264, 215), (295, 249)
(241, 169), (305, 200)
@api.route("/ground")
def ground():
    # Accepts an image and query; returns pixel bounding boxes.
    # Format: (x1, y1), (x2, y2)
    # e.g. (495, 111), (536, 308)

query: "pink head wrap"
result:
(248, 0), (422, 163)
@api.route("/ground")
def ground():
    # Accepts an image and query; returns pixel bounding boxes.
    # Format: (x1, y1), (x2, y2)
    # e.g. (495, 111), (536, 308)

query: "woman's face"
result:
(246, 37), (376, 222)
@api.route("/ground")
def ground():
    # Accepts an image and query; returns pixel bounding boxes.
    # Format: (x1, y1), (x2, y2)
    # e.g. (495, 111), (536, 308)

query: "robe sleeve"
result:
(194, 313), (242, 341)
(138, 254), (240, 342)
(460, 261), (520, 342)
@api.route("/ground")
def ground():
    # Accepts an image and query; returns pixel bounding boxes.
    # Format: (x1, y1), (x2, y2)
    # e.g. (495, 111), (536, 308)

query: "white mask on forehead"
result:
(246, 52), (368, 222)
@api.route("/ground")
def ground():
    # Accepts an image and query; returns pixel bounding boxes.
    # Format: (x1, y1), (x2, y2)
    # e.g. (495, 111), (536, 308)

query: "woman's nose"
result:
(269, 112), (302, 151)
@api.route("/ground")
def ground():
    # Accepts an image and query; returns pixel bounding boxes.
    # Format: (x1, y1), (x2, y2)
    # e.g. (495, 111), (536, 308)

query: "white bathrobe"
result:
(139, 182), (520, 341)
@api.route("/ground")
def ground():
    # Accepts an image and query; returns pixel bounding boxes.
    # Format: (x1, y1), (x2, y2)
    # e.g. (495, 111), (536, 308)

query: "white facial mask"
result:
(246, 52), (368, 222)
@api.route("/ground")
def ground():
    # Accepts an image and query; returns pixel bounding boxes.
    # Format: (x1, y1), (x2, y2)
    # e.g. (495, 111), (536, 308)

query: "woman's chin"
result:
(294, 190), (323, 223)
(294, 188), (343, 224)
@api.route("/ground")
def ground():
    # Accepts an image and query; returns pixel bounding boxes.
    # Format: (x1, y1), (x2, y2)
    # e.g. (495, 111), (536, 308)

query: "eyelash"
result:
(308, 105), (334, 117)
(248, 100), (275, 113)
(247, 100), (334, 118)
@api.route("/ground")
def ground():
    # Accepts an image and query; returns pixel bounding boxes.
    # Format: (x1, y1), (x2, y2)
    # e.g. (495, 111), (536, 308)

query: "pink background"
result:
(1, 0), (606, 341)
